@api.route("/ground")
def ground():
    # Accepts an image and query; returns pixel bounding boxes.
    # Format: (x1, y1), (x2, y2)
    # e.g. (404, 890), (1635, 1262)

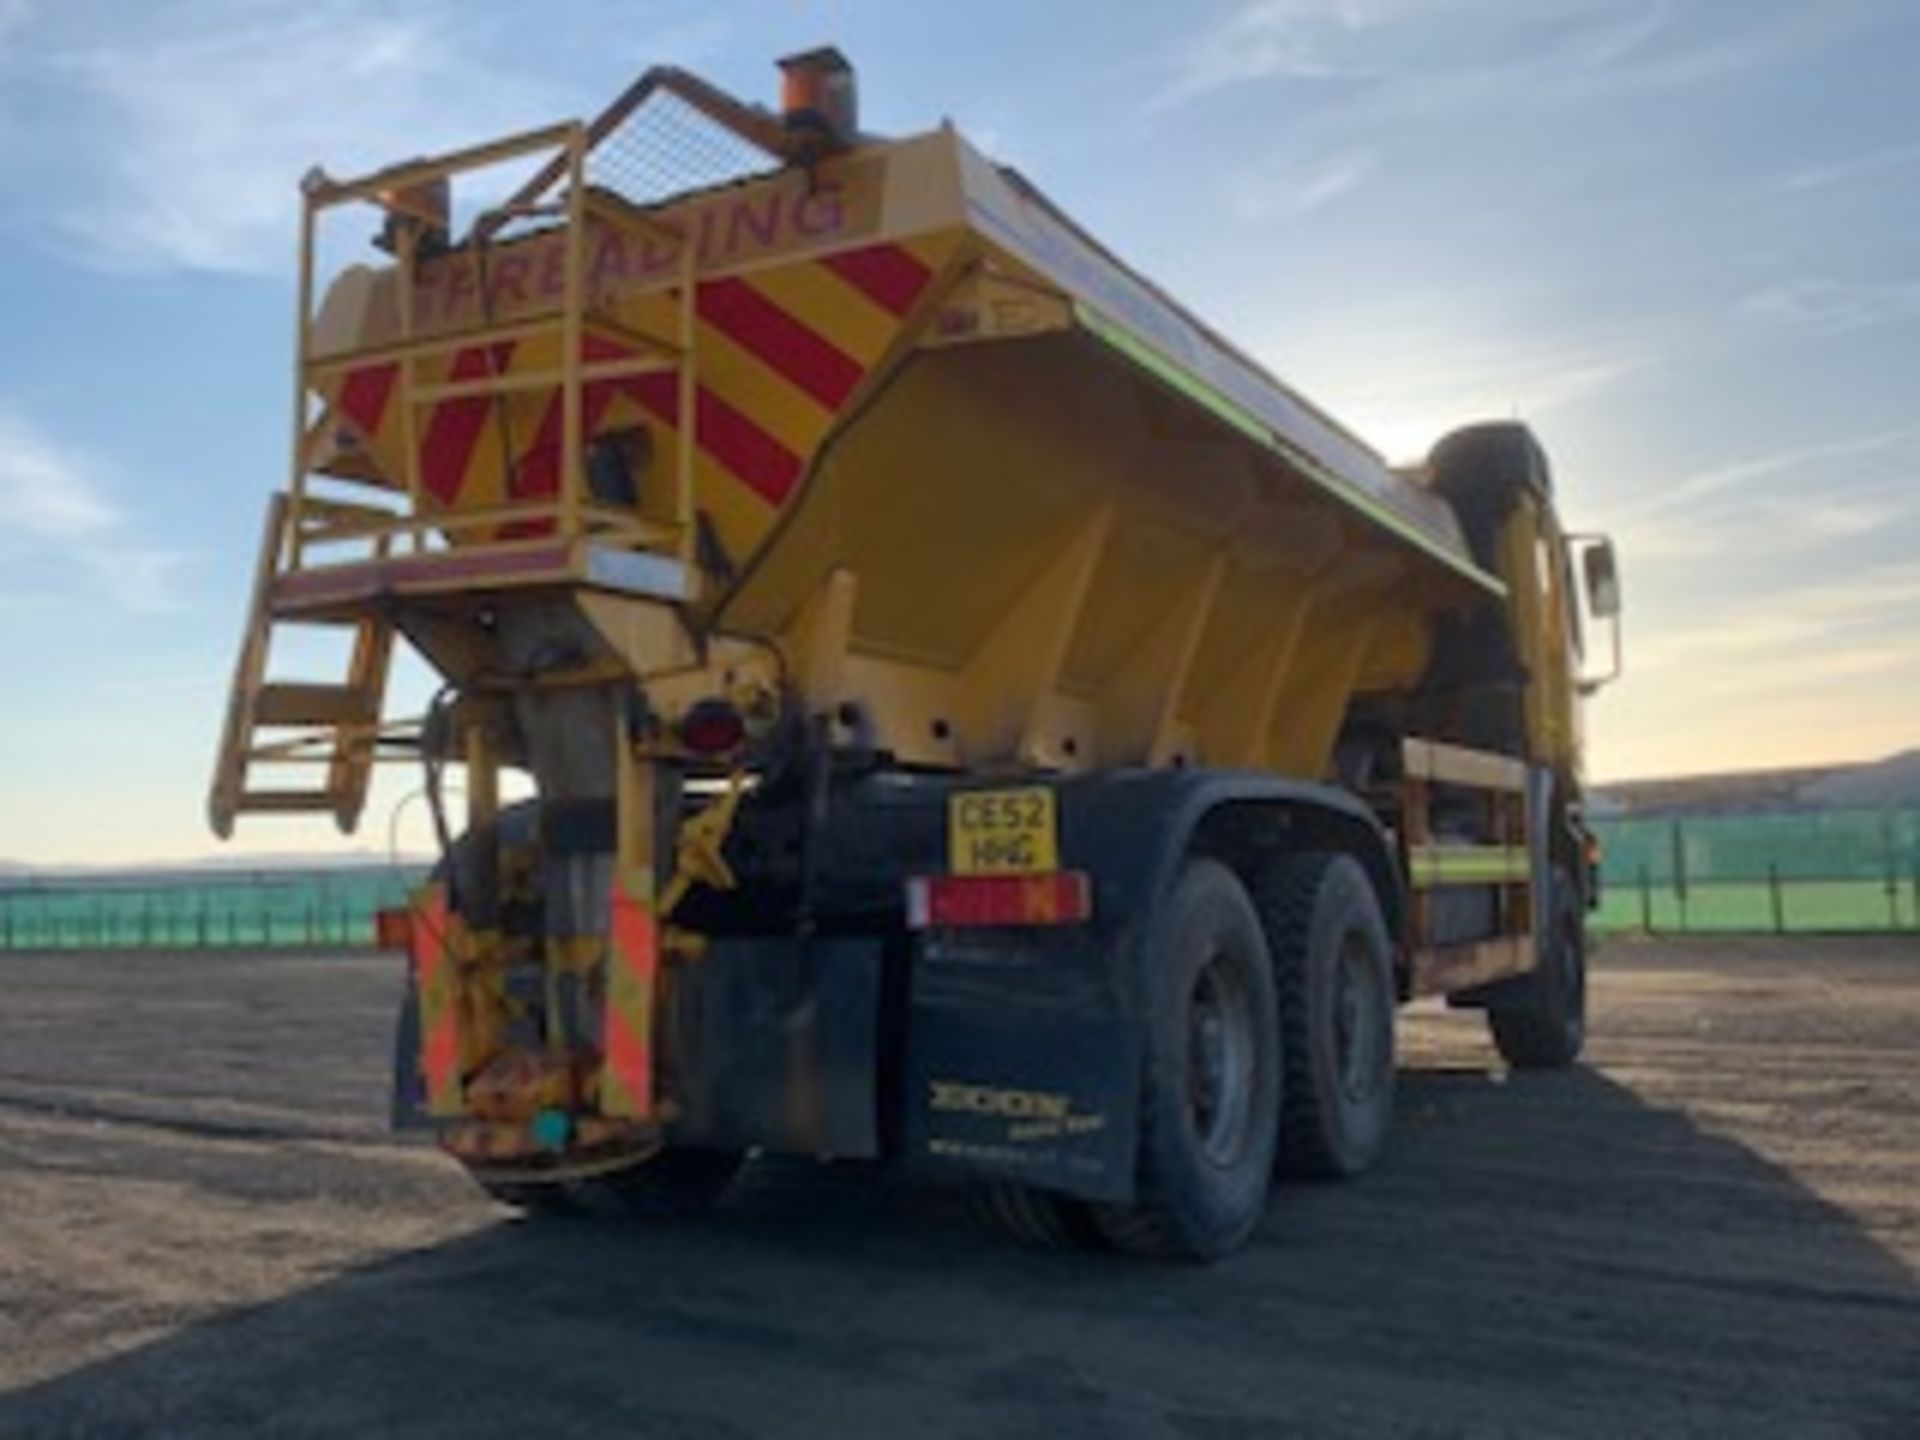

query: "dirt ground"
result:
(0, 936), (1914, 1439)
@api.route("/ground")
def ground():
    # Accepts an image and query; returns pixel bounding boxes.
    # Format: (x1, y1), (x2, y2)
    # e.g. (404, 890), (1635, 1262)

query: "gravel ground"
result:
(0, 937), (1915, 1438)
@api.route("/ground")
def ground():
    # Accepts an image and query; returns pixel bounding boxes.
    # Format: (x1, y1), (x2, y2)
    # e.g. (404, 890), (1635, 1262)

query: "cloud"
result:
(0, 408), (119, 538)
(1232, 149), (1377, 218)
(1156, 1), (1859, 129)
(0, 1), (729, 276)
(1265, 298), (1652, 462)
(30, 3), (551, 275)
(82, 544), (195, 614)
(0, 406), (191, 612)
(0, 0), (30, 46)
(1156, 0), (1381, 109)
(1616, 429), (1920, 560)
(1626, 428), (1920, 522)
(1632, 562), (1920, 674)
(1737, 279), (1920, 337)
(1781, 142), (1920, 193)
(1619, 561), (1920, 756)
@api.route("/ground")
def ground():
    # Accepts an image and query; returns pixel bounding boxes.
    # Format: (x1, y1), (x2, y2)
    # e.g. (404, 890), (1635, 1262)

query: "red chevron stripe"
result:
(410, 886), (448, 984)
(604, 882), (657, 1116)
(422, 1010), (460, 1097)
(692, 386), (803, 505)
(622, 371), (803, 507)
(696, 277), (864, 410)
(419, 342), (516, 503)
(821, 243), (933, 316)
(504, 371), (625, 517)
(338, 363), (397, 435)
(467, 333), (804, 519)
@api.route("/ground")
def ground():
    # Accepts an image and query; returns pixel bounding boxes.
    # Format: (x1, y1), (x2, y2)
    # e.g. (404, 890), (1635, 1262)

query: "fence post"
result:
(1638, 864), (1653, 933)
(1671, 820), (1689, 933)
(1881, 814), (1898, 930)
(1768, 864), (1784, 935)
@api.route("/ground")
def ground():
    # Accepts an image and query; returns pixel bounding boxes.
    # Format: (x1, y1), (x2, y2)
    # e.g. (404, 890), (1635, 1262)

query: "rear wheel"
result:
(1257, 852), (1396, 1180)
(1488, 865), (1586, 1069)
(1095, 859), (1281, 1261)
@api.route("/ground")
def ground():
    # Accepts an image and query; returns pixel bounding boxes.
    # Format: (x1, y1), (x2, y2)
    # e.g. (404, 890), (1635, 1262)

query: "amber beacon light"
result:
(779, 46), (858, 148)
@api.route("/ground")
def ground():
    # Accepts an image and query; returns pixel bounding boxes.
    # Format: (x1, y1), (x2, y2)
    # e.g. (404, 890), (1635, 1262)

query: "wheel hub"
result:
(1188, 952), (1257, 1166)
(1334, 931), (1384, 1104)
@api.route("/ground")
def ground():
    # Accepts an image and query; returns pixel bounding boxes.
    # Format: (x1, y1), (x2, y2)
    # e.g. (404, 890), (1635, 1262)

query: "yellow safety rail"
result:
(286, 120), (700, 581)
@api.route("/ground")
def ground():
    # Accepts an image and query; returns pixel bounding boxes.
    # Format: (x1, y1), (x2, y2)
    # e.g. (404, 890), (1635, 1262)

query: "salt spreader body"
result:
(211, 52), (1622, 1257)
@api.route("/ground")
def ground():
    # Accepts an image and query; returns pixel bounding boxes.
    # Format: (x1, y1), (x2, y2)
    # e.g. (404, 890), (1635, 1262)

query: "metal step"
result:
(253, 682), (367, 727)
(210, 493), (398, 841)
(235, 790), (339, 814)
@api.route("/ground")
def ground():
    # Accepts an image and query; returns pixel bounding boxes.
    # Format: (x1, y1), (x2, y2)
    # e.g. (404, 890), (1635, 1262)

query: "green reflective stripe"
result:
(1076, 303), (1271, 445)
(1073, 301), (1506, 598)
(1409, 846), (1532, 888)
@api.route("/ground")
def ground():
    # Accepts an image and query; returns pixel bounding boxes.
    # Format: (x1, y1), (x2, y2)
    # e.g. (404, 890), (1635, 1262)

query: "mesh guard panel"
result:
(587, 90), (785, 208)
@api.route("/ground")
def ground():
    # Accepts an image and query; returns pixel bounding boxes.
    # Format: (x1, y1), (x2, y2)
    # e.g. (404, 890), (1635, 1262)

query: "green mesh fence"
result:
(1593, 808), (1920, 934)
(0, 867), (426, 950)
(3, 808), (1916, 950)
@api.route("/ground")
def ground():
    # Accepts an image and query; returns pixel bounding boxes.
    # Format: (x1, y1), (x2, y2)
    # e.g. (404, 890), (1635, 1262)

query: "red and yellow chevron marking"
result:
(409, 883), (466, 1117)
(601, 871), (659, 1120)
(321, 234), (954, 568)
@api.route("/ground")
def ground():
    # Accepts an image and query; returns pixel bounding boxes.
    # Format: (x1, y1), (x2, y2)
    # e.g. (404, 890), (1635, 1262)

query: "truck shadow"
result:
(7, 1063), (1917, 1439)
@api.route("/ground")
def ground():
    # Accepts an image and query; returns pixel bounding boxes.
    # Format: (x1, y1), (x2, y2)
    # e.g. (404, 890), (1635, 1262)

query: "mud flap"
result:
(902, 1004), (1139, 1204)
(665, 937), (881, 1158)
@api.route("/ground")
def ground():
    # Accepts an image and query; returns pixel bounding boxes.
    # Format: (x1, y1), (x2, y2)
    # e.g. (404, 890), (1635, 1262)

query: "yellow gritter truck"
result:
(210, 51), (1623, 1258)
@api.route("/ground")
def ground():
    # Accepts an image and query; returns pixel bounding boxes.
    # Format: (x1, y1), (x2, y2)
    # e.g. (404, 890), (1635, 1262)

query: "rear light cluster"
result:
(905, 871), (1093, 930)
(375, 906), (414, 949)
(678, 699), (747, 755)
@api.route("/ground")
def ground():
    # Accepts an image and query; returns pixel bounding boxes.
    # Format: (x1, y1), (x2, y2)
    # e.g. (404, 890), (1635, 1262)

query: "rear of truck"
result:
(210, 53), (1621, 1258)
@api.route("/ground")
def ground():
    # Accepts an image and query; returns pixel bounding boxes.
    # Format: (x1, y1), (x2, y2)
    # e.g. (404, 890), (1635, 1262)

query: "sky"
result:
(0, 0), (1916, 865)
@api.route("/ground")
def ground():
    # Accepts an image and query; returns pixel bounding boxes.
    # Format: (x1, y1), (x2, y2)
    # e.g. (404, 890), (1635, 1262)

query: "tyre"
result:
(1095, 859), (1281, 1261)
(1488, 864), (1586, 1069)
(1426, 422), (1551, 567)
(968, 1182), (1105, 1250)
(1256, 851), (1396, 1181)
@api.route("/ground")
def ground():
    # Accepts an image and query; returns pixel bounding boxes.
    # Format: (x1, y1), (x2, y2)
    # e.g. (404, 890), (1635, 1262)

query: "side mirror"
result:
(1567, 533), (1622, 692)
(1582, 540), (1621, 619)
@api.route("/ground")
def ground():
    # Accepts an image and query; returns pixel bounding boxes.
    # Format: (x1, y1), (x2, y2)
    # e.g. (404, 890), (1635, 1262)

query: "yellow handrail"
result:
(289, 118), (697, 579)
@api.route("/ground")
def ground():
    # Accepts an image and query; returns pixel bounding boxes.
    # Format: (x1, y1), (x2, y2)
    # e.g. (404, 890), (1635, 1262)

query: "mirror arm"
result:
(1578, 612), (1623, 696)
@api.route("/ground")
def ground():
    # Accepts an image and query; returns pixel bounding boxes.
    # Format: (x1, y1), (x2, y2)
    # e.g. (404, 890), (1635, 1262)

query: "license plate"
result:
(949, 787), (1059, 876)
